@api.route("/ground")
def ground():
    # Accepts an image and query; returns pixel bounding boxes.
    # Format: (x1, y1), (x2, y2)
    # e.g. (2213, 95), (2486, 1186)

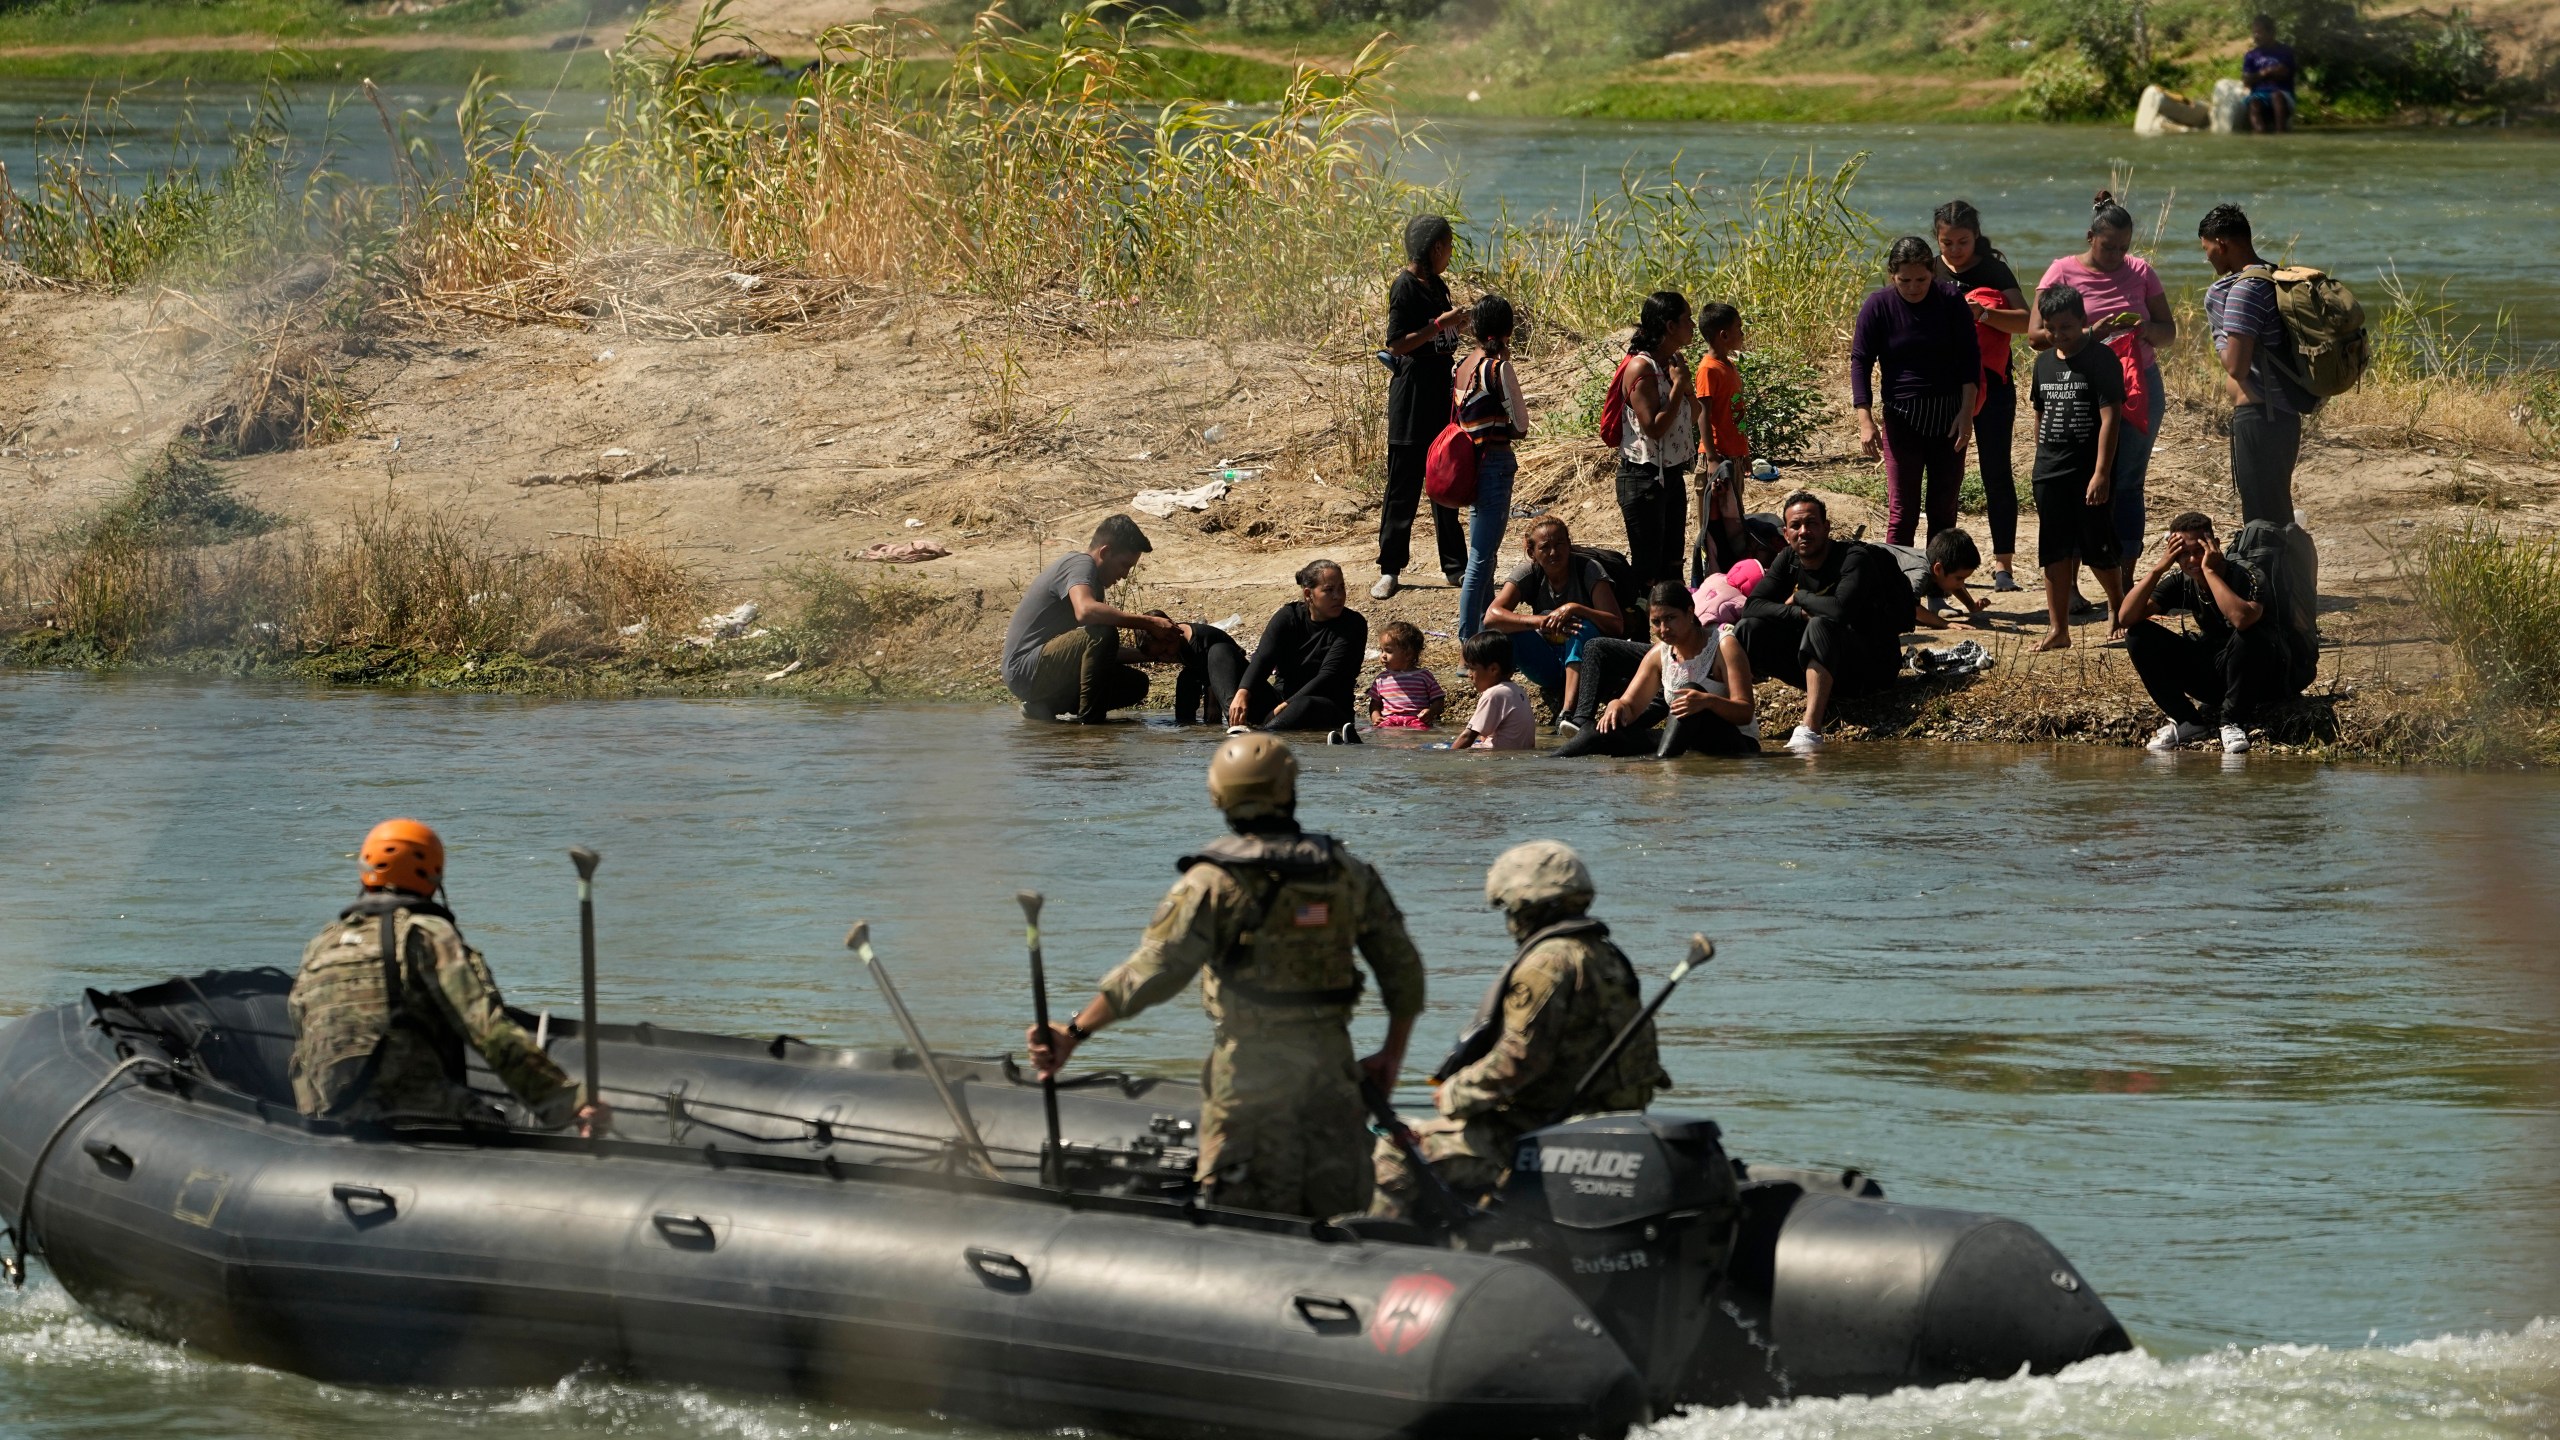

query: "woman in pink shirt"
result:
(2031, 192), (2177, 581)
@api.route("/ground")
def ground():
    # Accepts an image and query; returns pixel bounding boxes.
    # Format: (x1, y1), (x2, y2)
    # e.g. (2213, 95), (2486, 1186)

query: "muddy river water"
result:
(1, 671), (2554, 1436)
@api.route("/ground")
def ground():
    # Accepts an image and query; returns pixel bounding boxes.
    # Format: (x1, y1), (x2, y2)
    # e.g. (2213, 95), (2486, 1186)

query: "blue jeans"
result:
(1511, 623), (1594, 696)
(2110, 363), (2161, 568)
(1456, 446), (1517, 640)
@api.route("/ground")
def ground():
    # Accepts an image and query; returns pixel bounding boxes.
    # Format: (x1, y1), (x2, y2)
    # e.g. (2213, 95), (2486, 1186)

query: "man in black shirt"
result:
(1736, 492), (1906, 753)
(1373, 214), (1468, 600)
(2119, 511), (2286, 755)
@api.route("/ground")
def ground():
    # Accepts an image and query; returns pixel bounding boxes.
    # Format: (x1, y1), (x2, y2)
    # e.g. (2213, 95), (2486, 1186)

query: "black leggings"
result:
(1615, 460), (1690, 599)
(1174, 635), (1250, 724)
(1976, 370), (2018, 559)
(1571, 636), (1652, 728)
(1555, 692), (1758, 758)
(2125, 620), (2291, 728)
(1735, 612), (1898, 696)
(1244, 685), (1348, 733)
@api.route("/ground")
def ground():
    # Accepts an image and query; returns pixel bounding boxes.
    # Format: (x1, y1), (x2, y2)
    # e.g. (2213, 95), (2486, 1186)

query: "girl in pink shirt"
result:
(2032, 192), (2178, 575)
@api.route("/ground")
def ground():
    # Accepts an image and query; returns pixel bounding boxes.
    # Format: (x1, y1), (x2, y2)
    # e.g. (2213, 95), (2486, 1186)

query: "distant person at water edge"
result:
(1371, 841), (1664, 1221)
(1481, 515), (1625, 720)
(1612, 291), (1700, 598)
(2120, 511), (2287, 755)
(1366, 621), (1447, 730)
(1453, 294), (1532, 639)
(2033, 194), (2175, 571)
(1555, 581), (1759, 759)
(1736, 493), (1906, 754)
(1374, 214), (1469, 601)
(1002, 514), (1174, 723)
(2243, 14), (2297, 133)
(2199, 204), (2312, 526)
(1934, 200), (2031, 593)
(1138, 612), (1250, 726)
(1031, 734), (1425, 1219)
(291, 819), (606, 1135)
(1907, 528), (1987, 631)
(1852, 236), (1978, 548)
(1232, 560), (1369, 741)
(2028, 285), (2129, 652)
(1452, 631), (1537, 751)
(1691, 303), (1754, 582)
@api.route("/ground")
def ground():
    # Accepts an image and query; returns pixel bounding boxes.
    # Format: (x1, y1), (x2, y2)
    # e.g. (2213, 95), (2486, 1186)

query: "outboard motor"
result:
(1478, 1113), (1741, 1409)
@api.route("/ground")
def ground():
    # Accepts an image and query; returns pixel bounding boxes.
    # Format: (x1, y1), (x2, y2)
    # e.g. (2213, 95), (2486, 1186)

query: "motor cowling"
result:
(1477, 1113), (1740, 1409)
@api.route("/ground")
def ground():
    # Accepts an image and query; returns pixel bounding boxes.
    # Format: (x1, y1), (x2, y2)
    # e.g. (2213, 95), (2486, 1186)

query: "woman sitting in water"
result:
(1480, 515), (1624, 723)
(1230, 559), (1369, 741)
(1556, 581), (1758, 759)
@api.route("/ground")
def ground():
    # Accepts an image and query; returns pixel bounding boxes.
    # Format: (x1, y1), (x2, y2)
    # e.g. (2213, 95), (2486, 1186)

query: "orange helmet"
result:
(359, 819), (445, 896)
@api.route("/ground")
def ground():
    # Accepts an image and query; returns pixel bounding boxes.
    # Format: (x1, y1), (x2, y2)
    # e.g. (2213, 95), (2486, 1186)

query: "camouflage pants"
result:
(1197, 1022), (1371, 1220)
(1370, 1113), (1524, 1221)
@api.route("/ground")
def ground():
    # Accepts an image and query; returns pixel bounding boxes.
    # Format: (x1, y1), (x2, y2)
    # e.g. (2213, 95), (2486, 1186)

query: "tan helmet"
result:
(1484, 840), (1594, 914)
(1207, 733), (1298, 818)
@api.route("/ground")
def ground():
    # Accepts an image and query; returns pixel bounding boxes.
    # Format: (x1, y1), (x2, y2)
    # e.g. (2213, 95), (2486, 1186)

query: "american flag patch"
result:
(1293, 902), (1330, 927)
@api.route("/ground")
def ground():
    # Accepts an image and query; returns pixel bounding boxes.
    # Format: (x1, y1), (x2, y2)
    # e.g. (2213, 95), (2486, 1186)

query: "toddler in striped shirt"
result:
(1364, 620), (1446, 730)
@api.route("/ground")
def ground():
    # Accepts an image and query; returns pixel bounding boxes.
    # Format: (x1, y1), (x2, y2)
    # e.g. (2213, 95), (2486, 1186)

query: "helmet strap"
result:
(1226, 808), (1299, 837)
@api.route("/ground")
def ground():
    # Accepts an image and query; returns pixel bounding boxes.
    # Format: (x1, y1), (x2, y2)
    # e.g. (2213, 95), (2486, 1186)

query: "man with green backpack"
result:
(2198, 203), (2368, 526)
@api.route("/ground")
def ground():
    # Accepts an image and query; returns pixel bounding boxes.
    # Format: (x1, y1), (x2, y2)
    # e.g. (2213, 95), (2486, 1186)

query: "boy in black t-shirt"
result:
(2028, 284), (2127, 652)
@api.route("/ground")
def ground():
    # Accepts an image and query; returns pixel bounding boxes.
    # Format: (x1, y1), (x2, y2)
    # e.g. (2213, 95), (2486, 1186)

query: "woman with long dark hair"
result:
(1850, 236), (1978, 547)
(1613, 290), (1698, 596)
(2032, 192), (2176, 575)
(1934, 199), (2029, 592)
(1452, 294), (1530, 640)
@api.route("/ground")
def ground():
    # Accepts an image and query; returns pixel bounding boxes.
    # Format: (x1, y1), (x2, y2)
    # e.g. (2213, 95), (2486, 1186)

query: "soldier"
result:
(289, 818), (608, 1134)
(1027, 735), (1424, 1218)
(1372, 840), (1666, 1220)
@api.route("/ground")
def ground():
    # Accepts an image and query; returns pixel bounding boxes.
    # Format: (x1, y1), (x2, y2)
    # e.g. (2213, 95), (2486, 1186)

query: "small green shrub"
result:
(2018, 50), (2116, 119)
(2408, 522), (2560, 708)
(83, 443), (280, 549)
(1733, 350), (1829, 464)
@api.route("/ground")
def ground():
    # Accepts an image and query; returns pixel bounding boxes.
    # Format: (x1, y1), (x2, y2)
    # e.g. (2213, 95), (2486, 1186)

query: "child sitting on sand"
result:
(1365, 621), (1446, 730)
(1452, 630), (1536, 751)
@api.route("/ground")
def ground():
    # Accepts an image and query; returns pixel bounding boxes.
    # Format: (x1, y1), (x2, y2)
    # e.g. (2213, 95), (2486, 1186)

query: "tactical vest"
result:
(1179, 830), (1364, 1012)
(1432, 916), (1611, 1082)
(288, 894), (464, 1117)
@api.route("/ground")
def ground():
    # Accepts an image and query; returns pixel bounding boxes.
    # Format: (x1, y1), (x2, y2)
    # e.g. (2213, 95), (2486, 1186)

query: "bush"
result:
(2255, 0), (2502, 109)
(2408, 523), (2560, 709)
(1732, 350), (1829, 464)
(2018, 49), (2117, 119)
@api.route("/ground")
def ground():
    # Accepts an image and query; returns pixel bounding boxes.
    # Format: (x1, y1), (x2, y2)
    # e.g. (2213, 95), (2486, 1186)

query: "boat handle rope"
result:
(5, 1056), (171, 1288)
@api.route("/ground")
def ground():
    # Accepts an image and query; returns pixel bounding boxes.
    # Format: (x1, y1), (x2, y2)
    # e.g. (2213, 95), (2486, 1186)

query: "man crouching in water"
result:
(290, 818), (608, 1135)
(1030, 736), (1424, 1218)
(1372, 840), (1665, 1220)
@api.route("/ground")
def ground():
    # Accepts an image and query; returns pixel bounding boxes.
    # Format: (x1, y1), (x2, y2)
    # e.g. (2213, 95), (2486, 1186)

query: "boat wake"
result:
(6, 1263), (2554, 1439)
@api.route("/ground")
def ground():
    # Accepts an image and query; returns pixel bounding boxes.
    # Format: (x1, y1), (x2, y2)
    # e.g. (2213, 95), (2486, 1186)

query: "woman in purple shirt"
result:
(1851, 236), (1979, 547)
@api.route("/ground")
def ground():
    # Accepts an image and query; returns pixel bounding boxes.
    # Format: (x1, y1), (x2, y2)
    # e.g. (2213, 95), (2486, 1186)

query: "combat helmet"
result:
(1484, 840), (1594, 917)
(1207, 733), (1297, 820)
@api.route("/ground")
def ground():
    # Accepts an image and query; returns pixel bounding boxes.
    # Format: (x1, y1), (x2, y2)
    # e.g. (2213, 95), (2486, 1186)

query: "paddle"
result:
(569, 846), (602, 1137)
(846, 921), (1001, 1181)
(1017, 891), (1067, 1188)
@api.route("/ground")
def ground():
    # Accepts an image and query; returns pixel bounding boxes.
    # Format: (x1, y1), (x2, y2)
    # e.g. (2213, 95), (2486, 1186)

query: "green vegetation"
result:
(2409, 523), (2560, 711)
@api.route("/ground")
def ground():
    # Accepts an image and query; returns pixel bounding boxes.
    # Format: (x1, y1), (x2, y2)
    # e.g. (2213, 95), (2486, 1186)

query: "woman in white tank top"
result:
(1555, 581), (1760, 758)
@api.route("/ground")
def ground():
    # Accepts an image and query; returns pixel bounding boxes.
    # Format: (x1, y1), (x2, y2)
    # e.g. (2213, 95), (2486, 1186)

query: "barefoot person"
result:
(2027, 285), (2128, 651)
(1735, 493), (1906, 753)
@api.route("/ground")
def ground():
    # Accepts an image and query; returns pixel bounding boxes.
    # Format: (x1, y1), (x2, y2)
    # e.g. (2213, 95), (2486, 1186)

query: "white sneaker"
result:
(2220, 725), (2251, 754)
(2147, 721), (2211, 752)
(1556, 718), (1581, 738)
(1785, 724), (1824, 753)
(1225, 724), (1251, 736)
(1369, 572), (1400, 600)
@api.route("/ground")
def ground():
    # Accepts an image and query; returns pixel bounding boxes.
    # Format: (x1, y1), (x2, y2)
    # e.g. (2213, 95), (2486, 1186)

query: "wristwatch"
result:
(1064, 1018), (1090, 1043)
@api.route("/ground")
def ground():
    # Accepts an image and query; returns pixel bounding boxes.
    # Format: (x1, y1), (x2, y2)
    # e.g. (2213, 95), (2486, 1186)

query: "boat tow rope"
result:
(4, 1056), (171, 1288)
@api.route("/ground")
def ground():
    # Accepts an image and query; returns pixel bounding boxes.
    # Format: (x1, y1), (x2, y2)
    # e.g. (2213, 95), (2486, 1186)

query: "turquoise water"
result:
(2, 671), (2555, 1436)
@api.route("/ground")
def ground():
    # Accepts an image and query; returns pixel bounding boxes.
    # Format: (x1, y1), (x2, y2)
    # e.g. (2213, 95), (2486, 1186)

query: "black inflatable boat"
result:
(0, 970), (2130, 1437)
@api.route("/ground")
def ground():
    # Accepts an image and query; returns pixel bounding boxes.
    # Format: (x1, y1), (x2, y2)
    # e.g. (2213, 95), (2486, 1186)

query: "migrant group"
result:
(1005, 191), (2345, 759)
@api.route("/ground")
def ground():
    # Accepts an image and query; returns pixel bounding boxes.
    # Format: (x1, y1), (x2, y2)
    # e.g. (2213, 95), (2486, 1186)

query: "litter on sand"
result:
(1130, 478), (1230, 518)
(1908, 639), (1995, 676)
(701, 602), (760, 639)
(762, 659), (804, 681)
(856, 539), (951, 564)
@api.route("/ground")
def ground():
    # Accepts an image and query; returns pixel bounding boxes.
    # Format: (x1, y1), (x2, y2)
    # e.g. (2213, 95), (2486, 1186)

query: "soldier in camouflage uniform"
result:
(1028, 735), (1425, 1218)
(1371, 840), (1666, 1220)
(289, 818), (605, 1133)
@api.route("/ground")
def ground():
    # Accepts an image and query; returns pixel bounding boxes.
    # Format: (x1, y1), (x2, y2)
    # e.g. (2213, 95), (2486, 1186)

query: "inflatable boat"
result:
(0, 970), (2130, 1437)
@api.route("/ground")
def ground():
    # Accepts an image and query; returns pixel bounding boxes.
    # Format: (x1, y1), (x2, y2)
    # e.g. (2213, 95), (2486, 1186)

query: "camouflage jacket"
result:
(1438, 921), (1665, 1128)
(1099, 830), (1425, 1039)
(289, 896), (577, 1126)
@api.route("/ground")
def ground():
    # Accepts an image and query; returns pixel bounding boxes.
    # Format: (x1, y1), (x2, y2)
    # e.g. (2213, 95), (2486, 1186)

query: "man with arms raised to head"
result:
(1028, 736), (1425, 1219)
(1003, 513), (1178, 723)
(1371, 841), (1666, 1221)
(291, 819), (606, 1134)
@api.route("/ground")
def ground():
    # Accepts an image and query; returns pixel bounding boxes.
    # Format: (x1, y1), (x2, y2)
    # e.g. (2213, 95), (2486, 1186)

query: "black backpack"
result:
(2228, 520), (2319, 692)
(1574, 545), (1640, 625)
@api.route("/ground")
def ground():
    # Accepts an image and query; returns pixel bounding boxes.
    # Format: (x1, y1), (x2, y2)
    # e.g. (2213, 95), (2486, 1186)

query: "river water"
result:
(1, 670), (2555, 1436)
(5, 82), (2559, 348)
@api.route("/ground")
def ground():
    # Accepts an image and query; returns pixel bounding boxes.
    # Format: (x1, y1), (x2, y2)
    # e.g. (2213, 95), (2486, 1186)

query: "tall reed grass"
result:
(2407, 521), (2560, 710)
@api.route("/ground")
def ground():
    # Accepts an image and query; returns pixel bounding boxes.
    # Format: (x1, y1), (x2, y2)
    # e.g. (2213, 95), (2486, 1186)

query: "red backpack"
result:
(1424, 355), (1498, 507)
(1595, 354), (1640, 448)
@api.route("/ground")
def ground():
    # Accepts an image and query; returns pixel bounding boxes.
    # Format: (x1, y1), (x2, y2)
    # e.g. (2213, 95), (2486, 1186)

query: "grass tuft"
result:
(2406, 521), (2560, 710)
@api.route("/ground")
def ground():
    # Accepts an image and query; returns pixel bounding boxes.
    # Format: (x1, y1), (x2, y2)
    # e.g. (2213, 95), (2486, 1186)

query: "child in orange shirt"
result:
(1691, 303), (1752, 582)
